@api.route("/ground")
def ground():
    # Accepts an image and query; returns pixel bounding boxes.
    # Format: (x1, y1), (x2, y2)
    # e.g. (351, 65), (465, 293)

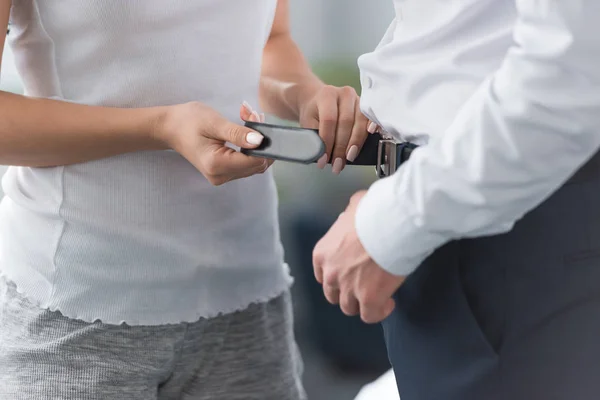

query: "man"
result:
(314, 1), (600, 399)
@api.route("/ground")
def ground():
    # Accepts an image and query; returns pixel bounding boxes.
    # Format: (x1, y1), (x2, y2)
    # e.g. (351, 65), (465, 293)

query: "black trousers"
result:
(382, 154), (600, 400)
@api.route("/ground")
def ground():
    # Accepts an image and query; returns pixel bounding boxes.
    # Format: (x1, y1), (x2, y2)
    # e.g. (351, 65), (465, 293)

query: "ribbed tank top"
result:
(0, 0), (291, 325)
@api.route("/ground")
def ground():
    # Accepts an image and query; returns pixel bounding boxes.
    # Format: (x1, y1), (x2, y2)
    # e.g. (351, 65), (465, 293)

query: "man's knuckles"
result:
(322, 269), (339, 288)
(356, 288), (384, 310)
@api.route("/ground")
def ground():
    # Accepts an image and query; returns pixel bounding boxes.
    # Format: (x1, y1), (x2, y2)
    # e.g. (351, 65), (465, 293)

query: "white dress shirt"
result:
(356, 0), (600, 276)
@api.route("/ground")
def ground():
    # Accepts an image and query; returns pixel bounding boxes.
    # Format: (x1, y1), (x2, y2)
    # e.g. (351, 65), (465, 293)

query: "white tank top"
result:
(0, 0), (292, 325)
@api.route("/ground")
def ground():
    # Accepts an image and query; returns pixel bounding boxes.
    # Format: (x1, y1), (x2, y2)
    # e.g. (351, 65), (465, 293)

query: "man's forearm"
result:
(355, 0), (600, 276)
(259, 33), (323, 121)
(0, 91), (166, 167)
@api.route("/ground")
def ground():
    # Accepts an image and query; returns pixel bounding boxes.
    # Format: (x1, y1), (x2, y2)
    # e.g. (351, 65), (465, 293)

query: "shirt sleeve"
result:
(355, 0), (600, 276)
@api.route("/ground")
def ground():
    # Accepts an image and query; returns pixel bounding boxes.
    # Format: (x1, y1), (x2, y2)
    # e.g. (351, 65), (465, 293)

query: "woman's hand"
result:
(239, 101), (275, 169)
(153, 101), (271, 186)
(297, 85), (378, 174)
(240, 101), (266, 124)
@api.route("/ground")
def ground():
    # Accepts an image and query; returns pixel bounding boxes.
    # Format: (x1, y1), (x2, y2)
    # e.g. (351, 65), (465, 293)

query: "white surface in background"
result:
(354, 369), (400, 400)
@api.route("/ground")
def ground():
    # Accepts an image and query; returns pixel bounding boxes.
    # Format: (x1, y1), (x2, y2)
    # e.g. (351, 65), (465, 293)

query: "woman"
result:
(0, 0), (372, 399)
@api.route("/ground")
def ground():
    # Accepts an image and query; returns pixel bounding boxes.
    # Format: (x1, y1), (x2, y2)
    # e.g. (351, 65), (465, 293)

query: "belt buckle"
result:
(376, 139), (398, 178)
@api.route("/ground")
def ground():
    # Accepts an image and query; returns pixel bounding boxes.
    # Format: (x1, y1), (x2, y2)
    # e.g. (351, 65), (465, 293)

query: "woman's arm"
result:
(259, 0), (322, 121)
(0, 0), (268, 185)
(0, 91), (167, 167)
(260, 0), (371, 172)
(0, 1), (169, 167)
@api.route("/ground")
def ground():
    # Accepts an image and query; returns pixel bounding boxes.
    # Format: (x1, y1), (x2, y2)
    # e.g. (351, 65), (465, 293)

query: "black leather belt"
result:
(242, 122), (600, 186)
(348, 132), (417, 178)
(243, 121), (416, 178)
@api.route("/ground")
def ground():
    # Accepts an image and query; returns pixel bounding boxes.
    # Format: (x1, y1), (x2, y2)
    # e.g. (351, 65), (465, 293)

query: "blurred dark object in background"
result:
(288, 211), (391, 375)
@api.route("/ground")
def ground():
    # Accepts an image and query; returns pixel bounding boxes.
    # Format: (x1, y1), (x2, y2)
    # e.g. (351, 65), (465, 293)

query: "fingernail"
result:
(242, 101), (253, 114)
(251, 111), (261, 122)
(317, 154), (328, 169)
(246, 131), (263, 145)
(260, 113), (266, 123)
(367, 121), (378, 134)
(332, 158), (343, 175)
(346, 145), (358, 162)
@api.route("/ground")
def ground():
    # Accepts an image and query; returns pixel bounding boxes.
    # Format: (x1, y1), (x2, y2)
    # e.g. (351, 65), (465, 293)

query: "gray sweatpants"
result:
(0, 278), (306, 400)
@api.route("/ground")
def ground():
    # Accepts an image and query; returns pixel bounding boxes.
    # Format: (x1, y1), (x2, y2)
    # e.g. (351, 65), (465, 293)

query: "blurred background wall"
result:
(290, 0), (393, 76)
(0, 2), (397, 399)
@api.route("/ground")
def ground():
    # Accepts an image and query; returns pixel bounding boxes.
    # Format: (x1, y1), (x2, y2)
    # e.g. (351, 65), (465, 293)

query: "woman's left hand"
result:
(296, 85), (378, 174)
(240, 85), (378, 175)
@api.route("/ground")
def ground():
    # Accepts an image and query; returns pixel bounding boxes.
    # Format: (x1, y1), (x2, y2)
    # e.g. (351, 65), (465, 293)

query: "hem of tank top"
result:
(0, 266), (294, 327)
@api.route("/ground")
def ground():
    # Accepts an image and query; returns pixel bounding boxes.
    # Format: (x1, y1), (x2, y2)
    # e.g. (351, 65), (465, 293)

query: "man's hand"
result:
(313, 191), (406, 324)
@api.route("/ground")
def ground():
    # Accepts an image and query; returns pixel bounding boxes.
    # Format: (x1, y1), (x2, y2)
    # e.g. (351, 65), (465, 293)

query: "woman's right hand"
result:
(153, 101), (271, 186)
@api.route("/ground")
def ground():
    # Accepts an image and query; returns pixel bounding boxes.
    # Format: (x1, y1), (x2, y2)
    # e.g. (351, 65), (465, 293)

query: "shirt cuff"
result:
(354, 174), (446, 276)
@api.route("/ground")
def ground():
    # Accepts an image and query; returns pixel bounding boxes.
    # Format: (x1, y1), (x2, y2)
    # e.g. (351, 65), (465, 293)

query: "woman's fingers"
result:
(331, 87), (358, 175)
(345, 104), (372, 163)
